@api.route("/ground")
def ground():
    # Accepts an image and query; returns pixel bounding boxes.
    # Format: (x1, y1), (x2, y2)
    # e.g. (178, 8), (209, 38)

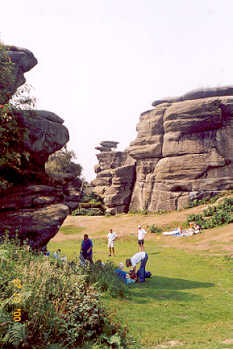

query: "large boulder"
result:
(0, 45), (37, 104)
(13, 109), (69, 168)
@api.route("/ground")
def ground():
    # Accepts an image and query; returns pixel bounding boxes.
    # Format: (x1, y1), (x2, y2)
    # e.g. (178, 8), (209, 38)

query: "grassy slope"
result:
(48, 204), (233, 349)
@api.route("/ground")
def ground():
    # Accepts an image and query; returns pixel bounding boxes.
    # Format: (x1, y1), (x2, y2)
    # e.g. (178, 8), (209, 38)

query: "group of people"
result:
(163, 222), (201, 237)
(80, 225), (149, 282)
(43, 220), (201, 284)
(41, 246), (67, 262)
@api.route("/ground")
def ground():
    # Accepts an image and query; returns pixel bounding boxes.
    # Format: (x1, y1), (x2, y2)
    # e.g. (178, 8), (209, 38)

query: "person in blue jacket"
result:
(81, 234), (93, 264)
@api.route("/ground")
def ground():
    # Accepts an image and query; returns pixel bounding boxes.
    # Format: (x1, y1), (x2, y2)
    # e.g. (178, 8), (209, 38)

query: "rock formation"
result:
(92, 88), (233, 213)
(0, 45), (80, 248)
(91, 141), (135, 214)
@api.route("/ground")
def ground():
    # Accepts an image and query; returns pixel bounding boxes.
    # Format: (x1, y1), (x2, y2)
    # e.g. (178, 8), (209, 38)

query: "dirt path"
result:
(51, 205), (233, 255)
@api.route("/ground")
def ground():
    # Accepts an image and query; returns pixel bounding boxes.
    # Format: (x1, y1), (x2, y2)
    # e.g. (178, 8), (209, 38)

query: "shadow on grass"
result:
(150, 275), (214, 290)
(128, 276), (214, 303)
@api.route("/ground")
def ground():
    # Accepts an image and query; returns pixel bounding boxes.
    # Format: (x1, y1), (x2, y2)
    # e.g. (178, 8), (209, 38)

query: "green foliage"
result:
(148, 224), (163, 233)
(186, 197), (233, 229)
(72, 192), (105, 216)
(9, 83), (37, 110)
(59, 225), (85, 235)
(0, 42), (15, 101)
(72, 208), (104, 216)
(129, 209), (168, 216)
(0, 103), (30, 192)
(0, 239), (130, 348)
(79, 261), (129, 298)
(45, 146), (82, 183)
(0, 44), (31, 193)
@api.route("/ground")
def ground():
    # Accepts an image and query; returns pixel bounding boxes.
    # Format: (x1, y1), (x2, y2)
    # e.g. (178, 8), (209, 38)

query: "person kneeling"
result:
(126, 251), (148, 282)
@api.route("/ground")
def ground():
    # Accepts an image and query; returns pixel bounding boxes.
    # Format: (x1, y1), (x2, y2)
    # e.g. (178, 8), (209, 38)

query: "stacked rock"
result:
(95, 141), (119, 152)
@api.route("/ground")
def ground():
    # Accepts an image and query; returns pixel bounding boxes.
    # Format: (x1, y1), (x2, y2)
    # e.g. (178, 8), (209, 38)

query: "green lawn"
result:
(48, 236), (233, 348)
(59, 225), (86, 235)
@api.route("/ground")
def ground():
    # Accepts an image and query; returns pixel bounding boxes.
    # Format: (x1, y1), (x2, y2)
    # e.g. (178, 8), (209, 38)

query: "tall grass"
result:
(0, 238), (131, 348)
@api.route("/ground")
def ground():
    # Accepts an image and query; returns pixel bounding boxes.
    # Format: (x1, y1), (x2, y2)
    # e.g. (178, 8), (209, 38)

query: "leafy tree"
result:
(9, 83), (37, 110)
(0, 43), (32, 192)
(45, 146), (82, 183)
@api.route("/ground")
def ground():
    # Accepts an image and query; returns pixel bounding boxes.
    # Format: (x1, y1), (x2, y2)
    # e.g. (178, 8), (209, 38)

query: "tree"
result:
(45, 146), (82, 183)
(9, 83), (37, 110)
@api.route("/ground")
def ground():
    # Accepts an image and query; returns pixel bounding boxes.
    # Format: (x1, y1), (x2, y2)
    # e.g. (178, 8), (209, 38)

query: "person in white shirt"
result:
(137, 225), (147, 251)
(107, 229), (117, 256)
(126, 251), (148, 282)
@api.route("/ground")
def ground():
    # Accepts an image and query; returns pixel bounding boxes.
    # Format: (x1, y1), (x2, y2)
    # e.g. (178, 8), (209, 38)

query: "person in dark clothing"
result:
(81, 234), (93, 264)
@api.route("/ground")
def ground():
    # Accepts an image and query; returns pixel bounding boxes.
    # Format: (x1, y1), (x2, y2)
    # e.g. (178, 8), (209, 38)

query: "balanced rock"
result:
(100, 141), (119, 148)
(95, 146), (112, 152)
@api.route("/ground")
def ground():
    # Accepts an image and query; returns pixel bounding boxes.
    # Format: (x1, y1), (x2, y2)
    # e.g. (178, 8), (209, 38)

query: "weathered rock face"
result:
(92, 89), (233, 213)
(13, 109), (69, 169)
(0, 46), (38, 104)
(91, 142), (135, 214)
(0, 45), (80, 248)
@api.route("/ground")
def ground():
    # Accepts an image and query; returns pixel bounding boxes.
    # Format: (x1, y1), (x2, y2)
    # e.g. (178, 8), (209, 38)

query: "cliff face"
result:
(0, 46), (80, 249)
(92, 88), (233, 213)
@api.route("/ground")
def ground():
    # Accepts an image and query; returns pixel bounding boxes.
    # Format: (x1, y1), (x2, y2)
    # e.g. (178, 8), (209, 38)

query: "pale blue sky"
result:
(1, 0), (233, 180)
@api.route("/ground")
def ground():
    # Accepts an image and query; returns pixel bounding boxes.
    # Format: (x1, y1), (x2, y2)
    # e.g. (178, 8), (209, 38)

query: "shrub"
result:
(148, 224), (162, 233)
(186, 197), (233, 229)
(79, 261), (129, 298)
(72, 208), (104, 216)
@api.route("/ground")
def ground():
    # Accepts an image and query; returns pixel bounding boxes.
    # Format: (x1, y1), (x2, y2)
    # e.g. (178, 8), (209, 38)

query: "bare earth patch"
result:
(51, 206), (233, 254)
(157, 340), (184, 348)
(222, 339), (233, 345)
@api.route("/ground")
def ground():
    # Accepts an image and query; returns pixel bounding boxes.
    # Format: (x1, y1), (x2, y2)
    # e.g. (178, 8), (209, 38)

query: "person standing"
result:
(107, 228), (117, 256)
(137, 225), (147, 251)
(81, 234), (93, 264)
(126, 251), (148, 282)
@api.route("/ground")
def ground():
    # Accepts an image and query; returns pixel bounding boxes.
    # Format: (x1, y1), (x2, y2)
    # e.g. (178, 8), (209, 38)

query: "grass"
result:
(59, 225), (85, 235)
(48, 235), (233, 348)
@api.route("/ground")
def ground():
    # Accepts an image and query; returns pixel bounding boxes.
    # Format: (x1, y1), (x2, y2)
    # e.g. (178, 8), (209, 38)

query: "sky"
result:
(1, 0), (233, 181)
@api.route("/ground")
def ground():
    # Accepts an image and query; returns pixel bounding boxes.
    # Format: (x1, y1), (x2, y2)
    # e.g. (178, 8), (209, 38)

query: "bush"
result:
(186, 197), (233, 229)
(148, 224), (162, 233)
(72, 208), (104, 216)
(79, 261), (129, 298)
(0, 240), (131, 348)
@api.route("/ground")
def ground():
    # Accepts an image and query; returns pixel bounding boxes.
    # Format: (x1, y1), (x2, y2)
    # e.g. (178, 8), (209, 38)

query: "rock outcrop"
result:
(92, 88), (233, 213)
(91, 142), (135, 214)
(0, 46), (38, 104)
(0, 45), (80, 248)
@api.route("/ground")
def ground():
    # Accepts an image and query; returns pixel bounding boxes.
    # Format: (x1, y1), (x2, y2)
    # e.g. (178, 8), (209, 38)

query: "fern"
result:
(3, 322), (27, 346)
